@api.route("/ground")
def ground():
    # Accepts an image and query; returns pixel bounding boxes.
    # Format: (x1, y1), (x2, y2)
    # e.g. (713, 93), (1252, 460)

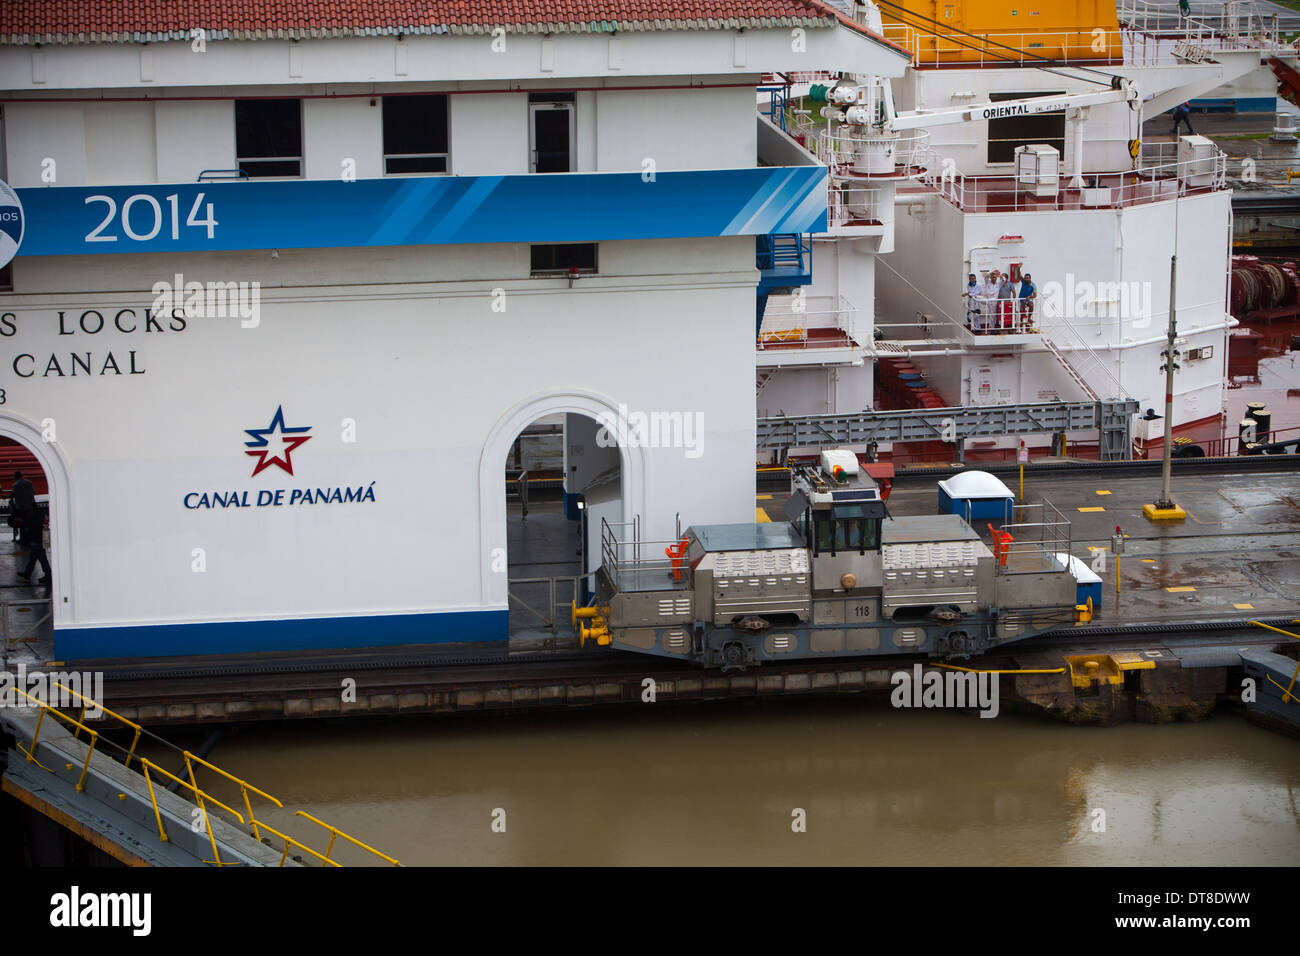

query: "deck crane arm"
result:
(883, 78), (1140, 133)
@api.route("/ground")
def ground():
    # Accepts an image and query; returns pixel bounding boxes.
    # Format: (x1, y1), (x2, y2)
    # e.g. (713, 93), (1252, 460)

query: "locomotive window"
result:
(836, 519), (863, 550)
(814, 514), (835, 555)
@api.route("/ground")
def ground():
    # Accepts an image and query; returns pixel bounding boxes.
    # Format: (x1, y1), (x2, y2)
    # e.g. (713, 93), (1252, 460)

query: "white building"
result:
(0, 0), (909, 658)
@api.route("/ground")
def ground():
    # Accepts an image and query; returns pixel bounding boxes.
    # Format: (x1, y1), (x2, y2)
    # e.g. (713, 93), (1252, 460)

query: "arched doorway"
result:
(0, 414), (74, 648)
(478, 390), (647, 643)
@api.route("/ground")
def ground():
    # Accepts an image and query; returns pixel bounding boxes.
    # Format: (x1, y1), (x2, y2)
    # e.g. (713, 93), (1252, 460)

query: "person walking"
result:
(1171, 101), (1195, 136)
(16, 503), (50, 586)
(7, 470), (35, 544)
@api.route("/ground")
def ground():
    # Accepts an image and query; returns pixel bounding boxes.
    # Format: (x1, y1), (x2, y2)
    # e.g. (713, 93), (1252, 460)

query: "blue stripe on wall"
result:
(16, 167), (829, 257)
(55, 608), (508, 661)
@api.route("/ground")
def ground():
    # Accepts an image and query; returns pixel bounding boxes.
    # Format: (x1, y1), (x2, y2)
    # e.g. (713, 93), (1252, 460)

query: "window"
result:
(987, 91), (1065, 165)
(235, 99), (303, 177)
(383, 95), (449, 174)
(530, 243), (597, 276)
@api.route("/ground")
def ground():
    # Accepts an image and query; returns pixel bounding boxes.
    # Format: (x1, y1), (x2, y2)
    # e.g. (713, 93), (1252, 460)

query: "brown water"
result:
(167, 702), (1299, 867)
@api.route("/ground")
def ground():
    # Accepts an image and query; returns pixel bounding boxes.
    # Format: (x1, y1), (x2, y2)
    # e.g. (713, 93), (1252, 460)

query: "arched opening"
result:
(503, 412), (620, 645)
(0, 418), (74, 654)
(478, 390), (647, 646)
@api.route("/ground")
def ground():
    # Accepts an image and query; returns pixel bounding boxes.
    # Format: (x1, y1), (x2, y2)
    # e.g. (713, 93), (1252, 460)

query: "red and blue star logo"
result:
(244, 405), (311, 477)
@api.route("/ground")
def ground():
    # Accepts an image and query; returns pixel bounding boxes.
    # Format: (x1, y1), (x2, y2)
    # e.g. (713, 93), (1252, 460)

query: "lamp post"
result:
(1144, 165), (1187, 522)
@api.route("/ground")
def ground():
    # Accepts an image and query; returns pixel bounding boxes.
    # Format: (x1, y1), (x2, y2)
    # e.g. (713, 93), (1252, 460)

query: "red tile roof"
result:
(0, 1), (893, 45)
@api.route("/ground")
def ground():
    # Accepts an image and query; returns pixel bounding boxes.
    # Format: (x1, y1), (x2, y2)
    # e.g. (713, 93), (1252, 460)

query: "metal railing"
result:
(881, 24), (1123, 67)
(10, 679), (401, 866)
(828, 181), (884, 228)
(922, 150), (1228, 213)
(759, 293), (858, 348)
(507, 574), (585, 636)
(506, 469), (530, 521)
(814, 127), (932, 179)
(997, 500), (1073, 575)
(1119, 0), (1284, 46)
(964, 294), (1038, 334)
(600, 516), (691, 592)
(3, 597), (52, 650)
(1036, 293), (1129, 402)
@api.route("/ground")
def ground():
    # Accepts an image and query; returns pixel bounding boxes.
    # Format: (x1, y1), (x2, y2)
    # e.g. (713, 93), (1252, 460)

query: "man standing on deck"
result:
(962, 273), (980, 329)
(978, 271), (1001, 332)
(1171, 102), (1195, 136)
(1018, 273), (1037, 329)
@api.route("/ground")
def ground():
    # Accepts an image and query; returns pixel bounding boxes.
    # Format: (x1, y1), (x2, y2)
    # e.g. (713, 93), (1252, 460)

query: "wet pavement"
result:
(763, 465), (1300, 623)
(0, 526), (55, 667)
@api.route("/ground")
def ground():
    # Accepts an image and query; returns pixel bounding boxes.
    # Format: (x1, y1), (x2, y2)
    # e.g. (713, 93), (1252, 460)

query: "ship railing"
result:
(996, 500), (1072, 575)
(760, 71), (841, 86)
(1118, 0), (1282, 48)
(925, 151), (1227, 213)
(1135, 423), (1300, 459)
(1036, 295), (1129, 401)
(828, 181), (885, 228)
(9, 680), (401, 866)
(879, 23), (1124, 67)
(600, 516), (692, 592)
(814, 127), (931, 179)
(964, 295), (1038, 335)
(759, 293), (858, 349)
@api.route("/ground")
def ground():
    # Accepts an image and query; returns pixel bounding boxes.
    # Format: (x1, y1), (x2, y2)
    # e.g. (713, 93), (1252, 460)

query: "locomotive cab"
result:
(791, 449), (887, 595)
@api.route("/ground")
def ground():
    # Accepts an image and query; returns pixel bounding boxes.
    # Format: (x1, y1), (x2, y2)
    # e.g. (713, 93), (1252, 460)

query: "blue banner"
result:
(15, 167), (827, 256)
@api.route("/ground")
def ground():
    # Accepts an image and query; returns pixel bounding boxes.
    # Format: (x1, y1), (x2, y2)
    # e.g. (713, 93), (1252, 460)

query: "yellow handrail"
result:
(294, 811), (402, 867)
(10, 680), (400, 867)
(1249, 621), (1300, 703)
(256, 820), (343, 868)
(182, 749), (283, 841)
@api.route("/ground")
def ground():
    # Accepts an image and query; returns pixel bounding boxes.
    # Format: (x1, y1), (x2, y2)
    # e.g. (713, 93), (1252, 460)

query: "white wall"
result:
(2, 236), (757, 651)
(155, 100), (235, 184)
(84, 101), (157, 184)
(5, 101), (87, 187)
(449, 92), (529, 175)
(595, 87), (757, 170)
(304, 96), (381, 180)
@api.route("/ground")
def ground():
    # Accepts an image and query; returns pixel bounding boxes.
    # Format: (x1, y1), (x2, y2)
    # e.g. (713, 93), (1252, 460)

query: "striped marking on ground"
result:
(1142, 558), (1156, 564)
(755, 507), (772, 523)
(756, 494), (773, 500)
(1166, 586), (1197, 593)
(1078, 506), (1106, 512)
(1096, 490), (1112, 495)
(1234, 603), (1255, 610)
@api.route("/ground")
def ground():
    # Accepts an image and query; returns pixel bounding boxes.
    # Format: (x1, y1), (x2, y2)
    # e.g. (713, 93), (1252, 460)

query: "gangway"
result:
(757, 399), (1140, 461)
(2, 679), (401, 866)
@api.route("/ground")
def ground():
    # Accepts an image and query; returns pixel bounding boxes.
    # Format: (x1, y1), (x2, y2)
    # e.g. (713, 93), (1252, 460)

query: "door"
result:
(530, 102), (573, 173)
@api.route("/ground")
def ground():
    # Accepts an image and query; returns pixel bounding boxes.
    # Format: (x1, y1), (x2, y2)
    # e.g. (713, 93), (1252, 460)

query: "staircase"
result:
(756, 233), (813, 338)
(1037, 298), (1128, 402)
